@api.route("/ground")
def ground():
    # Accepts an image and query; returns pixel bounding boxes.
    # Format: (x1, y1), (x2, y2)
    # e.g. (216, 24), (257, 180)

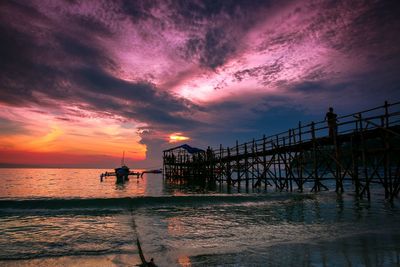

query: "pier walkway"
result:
(163, 101), (400, 200)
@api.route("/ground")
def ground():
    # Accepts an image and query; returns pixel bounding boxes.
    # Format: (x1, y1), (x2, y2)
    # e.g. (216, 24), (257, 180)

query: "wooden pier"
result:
(163, 101), (400, 200)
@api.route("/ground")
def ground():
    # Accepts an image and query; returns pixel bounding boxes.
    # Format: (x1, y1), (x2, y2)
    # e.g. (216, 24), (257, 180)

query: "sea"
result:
(0, 168), (399, 267)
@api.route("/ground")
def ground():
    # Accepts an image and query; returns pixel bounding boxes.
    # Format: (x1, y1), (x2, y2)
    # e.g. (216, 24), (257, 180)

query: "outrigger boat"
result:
(140, 168), (162, 177)
(100, 151), (141, 183)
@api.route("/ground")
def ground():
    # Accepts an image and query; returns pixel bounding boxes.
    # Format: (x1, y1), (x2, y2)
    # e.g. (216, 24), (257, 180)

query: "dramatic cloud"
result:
(0, 0), (399, 167)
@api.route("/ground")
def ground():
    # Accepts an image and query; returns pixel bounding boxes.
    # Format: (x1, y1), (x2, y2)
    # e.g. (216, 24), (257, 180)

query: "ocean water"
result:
(0, 169), (399, 267)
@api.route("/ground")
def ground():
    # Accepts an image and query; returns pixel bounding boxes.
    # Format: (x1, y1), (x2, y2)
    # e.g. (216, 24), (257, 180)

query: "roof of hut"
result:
(163, 144), (204, 154)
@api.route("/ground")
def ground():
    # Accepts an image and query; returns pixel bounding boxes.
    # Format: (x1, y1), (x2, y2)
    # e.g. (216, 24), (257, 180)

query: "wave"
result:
(0, 194), (314, 212)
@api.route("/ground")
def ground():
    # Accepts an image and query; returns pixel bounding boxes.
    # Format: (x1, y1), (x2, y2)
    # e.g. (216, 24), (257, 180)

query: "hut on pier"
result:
(163, 144), (206, 183)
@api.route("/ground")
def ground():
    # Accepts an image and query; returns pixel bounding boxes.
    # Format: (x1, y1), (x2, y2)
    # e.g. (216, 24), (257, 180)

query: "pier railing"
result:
(213, 101), (400, 160)
(163, 101), (400, 200)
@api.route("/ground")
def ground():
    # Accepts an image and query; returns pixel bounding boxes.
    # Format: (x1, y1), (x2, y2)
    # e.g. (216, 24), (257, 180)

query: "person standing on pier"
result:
(325, 107), (338, 138)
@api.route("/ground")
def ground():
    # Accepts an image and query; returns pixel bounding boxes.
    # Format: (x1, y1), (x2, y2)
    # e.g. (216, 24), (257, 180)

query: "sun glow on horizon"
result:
(169, 133), (190, 143)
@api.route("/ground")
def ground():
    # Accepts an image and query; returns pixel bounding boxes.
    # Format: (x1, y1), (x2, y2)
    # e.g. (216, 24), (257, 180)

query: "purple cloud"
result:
(1, 0), (400, 167)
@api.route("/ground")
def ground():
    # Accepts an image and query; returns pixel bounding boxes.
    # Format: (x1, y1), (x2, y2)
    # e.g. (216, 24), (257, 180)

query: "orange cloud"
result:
(0, 105), (147, 167)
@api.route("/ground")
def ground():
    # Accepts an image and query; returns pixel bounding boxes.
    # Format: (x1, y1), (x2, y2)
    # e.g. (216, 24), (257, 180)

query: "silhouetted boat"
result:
(100, 151), (141, 183)
(115, 164), (130, 183)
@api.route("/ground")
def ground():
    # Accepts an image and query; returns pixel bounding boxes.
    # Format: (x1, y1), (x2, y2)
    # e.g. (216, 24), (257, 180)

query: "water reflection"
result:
(0, 168), (154, 199)
(178, 255), (191, 267)
(1, 169), (400, 266)
(135, 193), (400, 266)
(167, 216), (186, 236)
(259, 236), (400, 267)
(115, 183), (126, 191)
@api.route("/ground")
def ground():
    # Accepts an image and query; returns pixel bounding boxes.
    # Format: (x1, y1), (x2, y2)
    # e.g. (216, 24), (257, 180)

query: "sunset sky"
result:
(1, 0), (399, 168)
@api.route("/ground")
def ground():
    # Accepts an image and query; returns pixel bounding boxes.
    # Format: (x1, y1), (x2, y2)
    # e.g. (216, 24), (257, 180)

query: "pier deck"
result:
(163, 101), (400, 200)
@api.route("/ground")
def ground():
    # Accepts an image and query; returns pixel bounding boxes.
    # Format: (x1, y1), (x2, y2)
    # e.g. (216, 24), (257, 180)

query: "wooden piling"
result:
(311, 122), (320, 192)
(263, 135), (267, 190)
(298, 122), (303, 192)
(236, 140), (240, 190)
(244, 143), (249, 191)
(227, 147), (232, 189)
